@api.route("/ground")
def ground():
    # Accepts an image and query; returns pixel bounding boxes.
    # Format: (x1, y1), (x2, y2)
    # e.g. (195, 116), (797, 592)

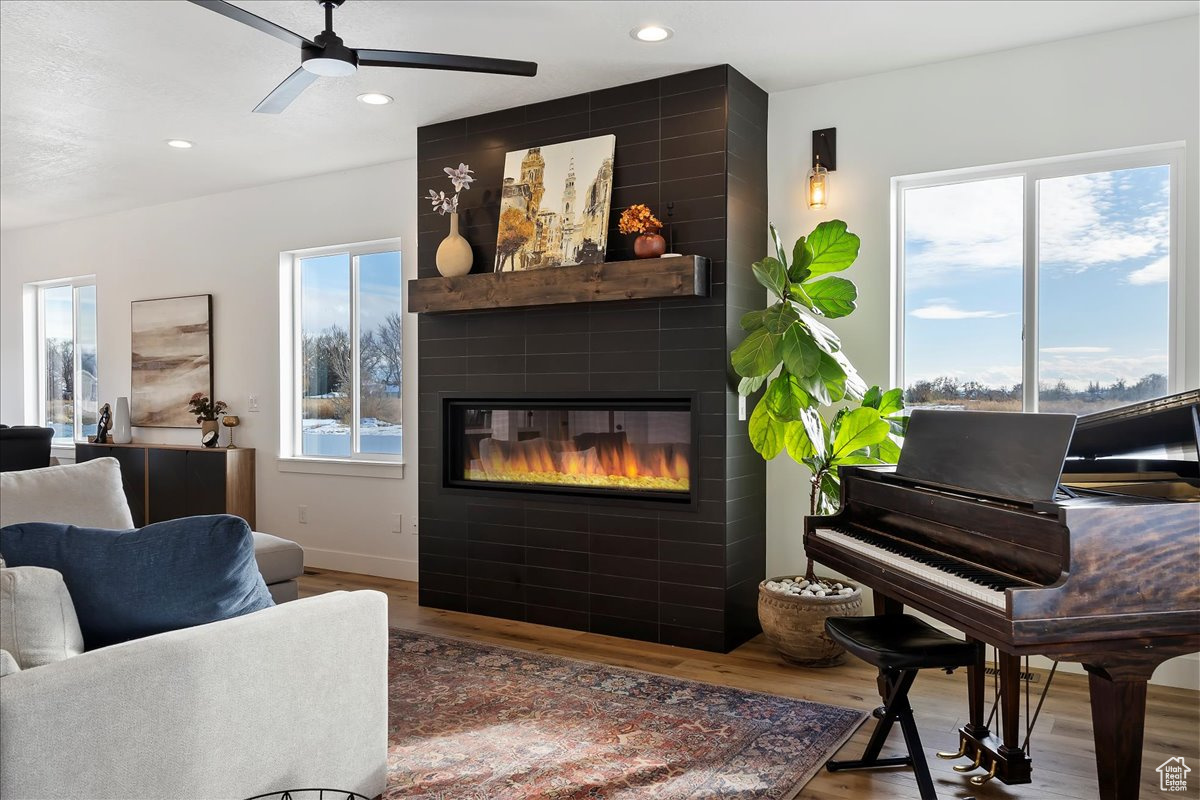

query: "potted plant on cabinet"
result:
(731, 220), (907, 665)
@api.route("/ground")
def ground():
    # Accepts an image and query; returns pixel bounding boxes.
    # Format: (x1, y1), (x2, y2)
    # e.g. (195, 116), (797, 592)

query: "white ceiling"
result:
(1, 0), (1195, 230)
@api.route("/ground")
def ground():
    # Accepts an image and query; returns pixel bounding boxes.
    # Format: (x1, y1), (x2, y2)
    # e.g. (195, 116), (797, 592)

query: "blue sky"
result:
(301, 250), (402, 335)
(903, 165), (1170, 391)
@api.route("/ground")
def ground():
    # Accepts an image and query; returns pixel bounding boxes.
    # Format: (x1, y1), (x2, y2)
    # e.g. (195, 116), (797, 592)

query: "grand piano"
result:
(805, 390), (1200, 800)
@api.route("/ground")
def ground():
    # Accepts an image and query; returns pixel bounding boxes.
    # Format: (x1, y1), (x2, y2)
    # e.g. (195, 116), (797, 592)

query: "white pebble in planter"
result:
(757, 575), (863, 666)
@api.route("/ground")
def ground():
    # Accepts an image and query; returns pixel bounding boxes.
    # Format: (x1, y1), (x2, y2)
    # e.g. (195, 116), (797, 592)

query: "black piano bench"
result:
(824, 615), (982, 800)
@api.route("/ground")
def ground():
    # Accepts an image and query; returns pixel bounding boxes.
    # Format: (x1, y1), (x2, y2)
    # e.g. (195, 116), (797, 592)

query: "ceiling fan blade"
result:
(187, 0), (314, 48)
(356, 49), (537, 77)
(253, 67), (320, 114)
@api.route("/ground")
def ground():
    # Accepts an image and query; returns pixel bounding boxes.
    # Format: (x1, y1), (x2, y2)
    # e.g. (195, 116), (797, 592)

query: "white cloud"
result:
(1039, 171), (1169, 269)
(1039, 346), (1111, 354)
(903, 168), (1170, 288)
(903, 176), (1023, 286)
(910, 303), (1013, 320)
(1126, 255), (1169, 285)
(1040, 352), (1168, 390)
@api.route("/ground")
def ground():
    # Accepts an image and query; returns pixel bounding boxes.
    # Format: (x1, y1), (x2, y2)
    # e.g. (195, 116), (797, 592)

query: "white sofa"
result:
(0, 459), (389, 799)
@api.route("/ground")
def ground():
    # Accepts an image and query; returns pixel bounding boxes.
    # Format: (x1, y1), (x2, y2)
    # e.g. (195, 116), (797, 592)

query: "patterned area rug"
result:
(385, 629), (866, 799)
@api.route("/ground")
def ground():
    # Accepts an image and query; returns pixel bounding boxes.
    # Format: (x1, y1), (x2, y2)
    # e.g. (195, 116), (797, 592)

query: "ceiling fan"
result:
(187, 0), (538, 114)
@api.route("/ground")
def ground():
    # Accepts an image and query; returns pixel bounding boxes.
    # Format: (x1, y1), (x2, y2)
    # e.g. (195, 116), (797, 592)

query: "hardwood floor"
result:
(300, 569), (1200, 799)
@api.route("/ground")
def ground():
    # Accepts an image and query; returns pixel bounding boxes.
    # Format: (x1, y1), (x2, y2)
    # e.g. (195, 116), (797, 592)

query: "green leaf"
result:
(780, 324), (821, 377)
(862, 385), (883, 409)
(797, 368), (832, 405)
(752, 257), (788, 299)
(740, 309), (768, 331)
(836, 454), (884, 466)
(800, 407), (825, 455)
(769, 224), (789, 270)
(878, 387), (904, 417)
(877, 436), (902, 463)
(748, 399), (785, 460)
(817, 351), (848, 402)
(804, 276), (858, 318)
(738, 374), (768, 396)
(787, 285), (814, 310)
(763, 302), (800, 334)
(806, 220), (861, 277)
(827, 349), (866, 400)
(764, 373), (810, 422)
(831, 407), (890, 460)
(796, 309), (842, 353)
(784, 420), (816, 460)
(731, 327), (782, 378)
(818, 471), (841, 514)
(789, 235), (812, 283)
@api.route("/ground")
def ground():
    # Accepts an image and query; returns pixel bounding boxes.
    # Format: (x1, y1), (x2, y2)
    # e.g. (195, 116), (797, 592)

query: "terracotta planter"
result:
(633, 233), (666, 259)
(757, 576), (862, 666)
(200, 419), (220, 447)
(436, 212), (473, 277)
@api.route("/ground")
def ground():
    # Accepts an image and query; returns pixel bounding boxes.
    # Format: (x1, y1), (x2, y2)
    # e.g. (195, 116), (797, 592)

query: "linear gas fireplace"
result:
(443, 397), (695, 504)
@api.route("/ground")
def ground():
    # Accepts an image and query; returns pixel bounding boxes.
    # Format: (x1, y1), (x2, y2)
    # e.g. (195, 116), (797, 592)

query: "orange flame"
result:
(467, 436), (689, 493)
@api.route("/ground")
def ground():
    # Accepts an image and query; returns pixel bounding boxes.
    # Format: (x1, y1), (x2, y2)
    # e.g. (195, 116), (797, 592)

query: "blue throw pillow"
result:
(0, 514), (274, 649)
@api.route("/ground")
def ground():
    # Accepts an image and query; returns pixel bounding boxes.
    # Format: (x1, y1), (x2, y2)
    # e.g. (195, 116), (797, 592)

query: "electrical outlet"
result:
(392, 513), (403, 534)
(248, 395), (260, 412)
(408, 518), (419, 536)
(298, 505), (308, 524)
(738, 395), (747, 421)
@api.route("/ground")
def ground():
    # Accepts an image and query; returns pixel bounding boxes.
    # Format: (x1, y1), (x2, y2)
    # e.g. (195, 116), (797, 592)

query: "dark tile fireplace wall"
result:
(416, 65), (768, 652)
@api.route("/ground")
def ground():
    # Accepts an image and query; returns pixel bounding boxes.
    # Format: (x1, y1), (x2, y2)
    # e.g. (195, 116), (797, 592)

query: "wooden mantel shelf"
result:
(407, 255), (709, 314)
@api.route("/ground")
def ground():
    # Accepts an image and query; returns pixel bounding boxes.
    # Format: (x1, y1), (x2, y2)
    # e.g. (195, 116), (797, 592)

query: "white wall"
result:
(0, 159), (420, 580)
(766, 17), (1200, 688)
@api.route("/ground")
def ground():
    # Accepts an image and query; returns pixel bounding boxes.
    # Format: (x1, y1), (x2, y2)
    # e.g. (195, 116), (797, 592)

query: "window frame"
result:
(892, 143), (1186, 412)
(29, 276), (98, 444)
(278, 237), (405, 475)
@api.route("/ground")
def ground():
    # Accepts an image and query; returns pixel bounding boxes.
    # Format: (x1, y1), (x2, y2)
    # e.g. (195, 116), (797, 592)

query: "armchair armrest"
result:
(0, 590), (388, 800)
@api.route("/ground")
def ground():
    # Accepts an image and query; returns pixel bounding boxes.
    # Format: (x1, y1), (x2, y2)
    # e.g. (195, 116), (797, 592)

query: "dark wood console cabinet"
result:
(74, 443), (255, 529)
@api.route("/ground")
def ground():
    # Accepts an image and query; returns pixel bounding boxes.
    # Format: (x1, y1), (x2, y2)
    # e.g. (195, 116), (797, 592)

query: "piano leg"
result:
(1083, 661), (1151, 800)
(873, 589), (904, 617)
(964, 639), (988, 738)
(998, 652), (1023, 755)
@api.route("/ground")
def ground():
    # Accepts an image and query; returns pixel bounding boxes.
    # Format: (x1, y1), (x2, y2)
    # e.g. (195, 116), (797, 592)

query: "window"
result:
(33, 278), (98, 443)
(281, 240), (403, 465)
(895, 146), (1183, 415)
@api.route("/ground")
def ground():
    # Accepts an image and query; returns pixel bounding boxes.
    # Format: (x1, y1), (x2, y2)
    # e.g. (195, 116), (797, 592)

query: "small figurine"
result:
(93, 403), (112, 443)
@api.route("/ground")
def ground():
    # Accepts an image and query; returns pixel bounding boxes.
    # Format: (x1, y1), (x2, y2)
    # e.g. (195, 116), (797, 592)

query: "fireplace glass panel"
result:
(446, 400), (694, 501)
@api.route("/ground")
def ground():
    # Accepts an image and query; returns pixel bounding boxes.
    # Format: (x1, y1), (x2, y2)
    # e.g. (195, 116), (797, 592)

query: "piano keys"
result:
(804, 389), (1200, 800)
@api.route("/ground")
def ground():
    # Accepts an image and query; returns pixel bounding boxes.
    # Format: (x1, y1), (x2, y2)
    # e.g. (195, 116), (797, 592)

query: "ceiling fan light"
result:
(302, 57), (357, 77)
(165, 139), (194, 149)
(357, 92), (393, 105)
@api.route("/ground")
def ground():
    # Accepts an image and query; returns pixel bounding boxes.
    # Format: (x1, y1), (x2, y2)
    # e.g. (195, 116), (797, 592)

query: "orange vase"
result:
(633, 233), (666, 259)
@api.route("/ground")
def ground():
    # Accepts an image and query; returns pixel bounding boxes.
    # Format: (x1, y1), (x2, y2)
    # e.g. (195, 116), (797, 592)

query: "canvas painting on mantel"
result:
(130, 294), (214, 427)
(494, 134), (616, 271)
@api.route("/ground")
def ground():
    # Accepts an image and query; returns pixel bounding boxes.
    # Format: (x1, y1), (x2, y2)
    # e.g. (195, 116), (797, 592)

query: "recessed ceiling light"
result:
(357, 92), (394, 106)
(165, 139), (194, 149)
(631, 25), (673, 43)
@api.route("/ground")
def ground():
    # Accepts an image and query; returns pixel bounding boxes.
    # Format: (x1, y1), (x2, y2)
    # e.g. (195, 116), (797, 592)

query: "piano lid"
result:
(895, 409), (1077, 504)
(1067, 390), (1200, 460)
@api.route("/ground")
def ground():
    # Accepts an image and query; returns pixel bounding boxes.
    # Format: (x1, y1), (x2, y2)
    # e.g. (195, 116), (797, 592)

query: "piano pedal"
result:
(953, 751), (983, 773)
(936, 741), (968, 760)
(969, 760), (1000, 786)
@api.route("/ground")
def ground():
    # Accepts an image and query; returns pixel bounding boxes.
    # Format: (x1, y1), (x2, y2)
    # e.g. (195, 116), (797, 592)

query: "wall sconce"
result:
(808, 128), (836, 209)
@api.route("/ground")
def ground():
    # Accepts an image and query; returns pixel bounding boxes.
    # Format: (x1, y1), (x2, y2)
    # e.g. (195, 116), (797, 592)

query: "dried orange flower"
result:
(618, 203), (664, 235)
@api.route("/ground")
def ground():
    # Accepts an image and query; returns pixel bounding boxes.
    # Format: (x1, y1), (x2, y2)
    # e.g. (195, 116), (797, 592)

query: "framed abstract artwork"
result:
(494, 134), (616, 272)
(130, 294), (213, 427)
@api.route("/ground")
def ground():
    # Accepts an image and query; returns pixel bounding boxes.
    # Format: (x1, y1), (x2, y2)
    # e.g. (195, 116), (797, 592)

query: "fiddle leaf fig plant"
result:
(732, 221), (908, 522)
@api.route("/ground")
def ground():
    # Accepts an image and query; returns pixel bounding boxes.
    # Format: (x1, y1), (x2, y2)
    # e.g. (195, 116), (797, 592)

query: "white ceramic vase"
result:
(435, 212), (473, 277)
(112, 396), (132, 443)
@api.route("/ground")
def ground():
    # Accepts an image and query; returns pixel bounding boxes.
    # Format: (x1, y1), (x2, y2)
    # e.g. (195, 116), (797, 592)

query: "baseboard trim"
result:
(303, 547), (418, 582)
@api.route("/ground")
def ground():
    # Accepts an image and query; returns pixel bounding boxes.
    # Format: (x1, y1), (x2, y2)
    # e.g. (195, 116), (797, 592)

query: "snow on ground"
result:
(302, 418), (402, 435)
